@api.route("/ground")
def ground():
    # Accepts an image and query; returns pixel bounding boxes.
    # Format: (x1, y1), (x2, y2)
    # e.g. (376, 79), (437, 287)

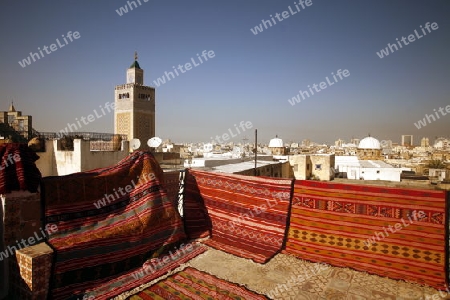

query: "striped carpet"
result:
(127, 267), (268, 300)
(284, 180), (448, 290)
(42, 151), (187, 299)
(184, 170), (293, 263)
(84, 243), (207, 299)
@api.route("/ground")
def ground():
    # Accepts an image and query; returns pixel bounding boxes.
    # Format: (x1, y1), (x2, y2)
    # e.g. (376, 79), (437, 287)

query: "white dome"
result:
(269, 137), (283, 148)
(358, 136), (381, 150)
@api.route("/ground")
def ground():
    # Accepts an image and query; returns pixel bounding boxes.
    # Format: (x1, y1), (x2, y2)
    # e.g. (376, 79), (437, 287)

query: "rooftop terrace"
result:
(0, 146), (448, 299)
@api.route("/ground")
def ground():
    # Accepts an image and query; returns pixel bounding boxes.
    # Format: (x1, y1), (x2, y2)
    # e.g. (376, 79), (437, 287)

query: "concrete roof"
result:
(212, 160), (280, 174)
(359, 160), (395, 168)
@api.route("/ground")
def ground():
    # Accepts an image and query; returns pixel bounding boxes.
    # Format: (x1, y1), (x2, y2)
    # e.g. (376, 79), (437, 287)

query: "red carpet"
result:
(184, 170), (293, 263)
(85, 243), (207, 299)
(0, 143), (41, 194)
(284, 180), (448, 290)
(42, 151), (186, 299)
(183, 170), (212, 239)
(127, 267), (268, 300)
(163, 170), (182, 209)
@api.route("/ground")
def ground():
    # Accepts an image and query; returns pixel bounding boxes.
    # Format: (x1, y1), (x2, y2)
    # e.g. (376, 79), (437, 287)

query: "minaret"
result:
(9, 101), (16, 112)
(127, 51), (144, 85)
(114, 52), (155, 150)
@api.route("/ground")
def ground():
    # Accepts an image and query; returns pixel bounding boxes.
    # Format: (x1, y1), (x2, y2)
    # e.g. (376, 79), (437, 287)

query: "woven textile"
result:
(163, 170), (181, 209)
(185, 170), (293, 263)
(42, 151), (186, 299)
(127, 267), (268, 300)
(183, 170), (211, 239)
(0, 143), (41, 194)
(84, 243), (207, 299)
(284, 180), (448, 290)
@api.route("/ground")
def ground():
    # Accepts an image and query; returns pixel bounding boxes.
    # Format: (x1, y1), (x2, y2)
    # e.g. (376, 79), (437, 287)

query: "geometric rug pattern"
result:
(184, 170), (293, 263)
(126, 267), (268, 300)
(284, 180), (448, 291)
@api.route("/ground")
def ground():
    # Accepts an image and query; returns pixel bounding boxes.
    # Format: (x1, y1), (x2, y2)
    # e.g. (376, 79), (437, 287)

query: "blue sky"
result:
(0, 0), (449, 144)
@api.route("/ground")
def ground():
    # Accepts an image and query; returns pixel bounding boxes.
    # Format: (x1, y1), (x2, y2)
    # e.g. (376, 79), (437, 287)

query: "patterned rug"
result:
(84, 243), (207, 299)
(284, 180), (448, 290)
(184, 170), (293, 263)
(163, 170), (182, 209)
(0, 143), (41, 194)
(42, 151), (187, 300)
(183, 170), (212, 239)
(127, 267), (268, 300)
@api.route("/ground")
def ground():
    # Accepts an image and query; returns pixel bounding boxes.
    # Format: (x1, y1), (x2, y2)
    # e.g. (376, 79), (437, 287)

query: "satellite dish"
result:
(130, 138), (141, 150)
(148, 137), (162, 148)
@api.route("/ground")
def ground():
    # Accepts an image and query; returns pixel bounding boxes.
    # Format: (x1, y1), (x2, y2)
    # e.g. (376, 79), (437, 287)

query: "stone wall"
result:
(289, 154), (335, 181)
(35, 139), (130, 177)
(1, 191), (43, 299)
(310, 154), (335, 181)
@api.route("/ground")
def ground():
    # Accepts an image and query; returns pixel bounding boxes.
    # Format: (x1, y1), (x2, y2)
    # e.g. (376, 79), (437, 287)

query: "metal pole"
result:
(254, 129), (257, 176)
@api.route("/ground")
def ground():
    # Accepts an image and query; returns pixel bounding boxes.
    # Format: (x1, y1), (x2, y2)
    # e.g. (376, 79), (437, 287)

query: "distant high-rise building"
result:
(401, 135), (413, 147)
(335, 139), (344, 147)
(114, 53), (155, 148)
(420, 137), (430, 147)
(350, 138), (360, 146)
(302, 139), (311, 147)
(0, 102), (32, 141)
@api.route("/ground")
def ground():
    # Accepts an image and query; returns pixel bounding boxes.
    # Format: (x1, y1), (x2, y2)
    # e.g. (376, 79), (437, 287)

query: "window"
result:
(315, 164), (322, 170)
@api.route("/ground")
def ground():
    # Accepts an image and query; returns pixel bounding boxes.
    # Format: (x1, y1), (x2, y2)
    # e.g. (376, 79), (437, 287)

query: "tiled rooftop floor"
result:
(118, 246), (450, 300)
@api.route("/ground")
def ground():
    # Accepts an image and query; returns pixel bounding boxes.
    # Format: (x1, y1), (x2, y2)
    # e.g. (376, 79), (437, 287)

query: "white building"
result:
(434, 138), (450, 150)
(268, 136), (287, 156)
(335, 136), (406, 182)
(211, 160), (287, 178)
(35, 139), (129, 177)
(335, 157), (405, 182)
(184, 157), (241, 168)
(429, 168), (449, 182)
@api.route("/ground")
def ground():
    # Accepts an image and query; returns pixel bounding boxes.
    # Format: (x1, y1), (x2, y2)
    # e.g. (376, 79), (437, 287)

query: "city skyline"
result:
(1, 0), (449, 144)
